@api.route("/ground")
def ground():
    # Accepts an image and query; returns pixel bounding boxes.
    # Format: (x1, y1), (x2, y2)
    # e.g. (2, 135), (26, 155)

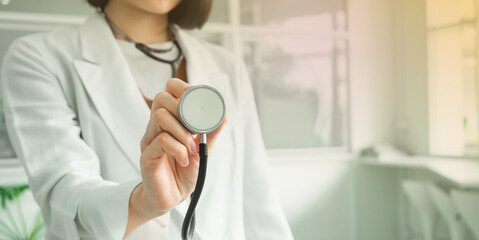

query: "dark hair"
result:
(86, 0), (212, 29)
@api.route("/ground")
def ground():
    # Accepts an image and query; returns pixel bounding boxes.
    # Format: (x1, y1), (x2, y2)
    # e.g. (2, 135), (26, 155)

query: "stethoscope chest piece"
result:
(178, 85), (226, 135)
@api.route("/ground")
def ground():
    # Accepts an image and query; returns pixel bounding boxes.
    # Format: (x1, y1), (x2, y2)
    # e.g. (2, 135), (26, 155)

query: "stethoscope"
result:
(102, 10), (182, 78)
(102, 11), (227, 240)
(178, 85), (226, 240)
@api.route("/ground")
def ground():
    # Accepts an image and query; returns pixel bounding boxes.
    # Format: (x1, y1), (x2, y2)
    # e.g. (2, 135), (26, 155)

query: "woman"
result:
(1, 0), (293, 239)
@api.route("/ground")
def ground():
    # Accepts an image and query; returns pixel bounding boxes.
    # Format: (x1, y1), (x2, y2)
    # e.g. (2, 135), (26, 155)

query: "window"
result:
(426, 0), (479, 156)
(194, 0), (350, 149)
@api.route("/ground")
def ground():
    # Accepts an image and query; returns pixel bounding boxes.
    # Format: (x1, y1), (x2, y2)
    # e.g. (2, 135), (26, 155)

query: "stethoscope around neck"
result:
(102, 10), (182, 78)
(101, 11), (227, 240)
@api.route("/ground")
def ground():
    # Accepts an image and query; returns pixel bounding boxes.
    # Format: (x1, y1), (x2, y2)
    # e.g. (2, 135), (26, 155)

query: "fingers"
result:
(150, 91), (180, 119)
(165, 78), (190, 99)
(142, 107), (196, 153)
(142, 91), (184, 149)
(153, 108), (197, 153)
(141, 79), (194, 160)
(144, 132), (190, 167)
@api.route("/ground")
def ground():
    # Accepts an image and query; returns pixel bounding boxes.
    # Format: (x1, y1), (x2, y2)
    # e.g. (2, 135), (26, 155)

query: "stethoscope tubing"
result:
(134, 41), (183, 78)
(181, 142), (208, 240)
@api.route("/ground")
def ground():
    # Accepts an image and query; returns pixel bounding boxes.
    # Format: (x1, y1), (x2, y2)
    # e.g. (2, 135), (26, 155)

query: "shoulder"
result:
(2, 25), (83, 91)
(202, 40), (235, 64)
(5, 25), (80, 65)
(204, 42), (238, 74)
(175, 27), (237, 73)
(10, 25), (78, 48)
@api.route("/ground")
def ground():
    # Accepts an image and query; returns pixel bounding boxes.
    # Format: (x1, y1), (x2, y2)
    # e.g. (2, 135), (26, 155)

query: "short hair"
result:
(86, 0), (212, 29)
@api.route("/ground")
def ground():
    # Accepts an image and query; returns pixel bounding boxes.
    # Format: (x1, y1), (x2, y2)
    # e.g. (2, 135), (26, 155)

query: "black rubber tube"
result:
(181, 143), (208, 240)
(134, 41), (182, 78)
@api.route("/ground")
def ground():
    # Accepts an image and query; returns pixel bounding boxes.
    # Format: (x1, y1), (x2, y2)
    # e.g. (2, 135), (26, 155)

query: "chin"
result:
(140, 0), (181, 15)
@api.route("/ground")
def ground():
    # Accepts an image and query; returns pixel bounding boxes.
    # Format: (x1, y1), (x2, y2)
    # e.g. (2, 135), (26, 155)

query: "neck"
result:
(103, 1), (171, 45)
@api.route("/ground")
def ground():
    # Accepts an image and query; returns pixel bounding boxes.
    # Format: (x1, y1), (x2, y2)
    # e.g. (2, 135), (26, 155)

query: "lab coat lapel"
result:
(73, 11), (150, 171)
(170, 24), (216, 86)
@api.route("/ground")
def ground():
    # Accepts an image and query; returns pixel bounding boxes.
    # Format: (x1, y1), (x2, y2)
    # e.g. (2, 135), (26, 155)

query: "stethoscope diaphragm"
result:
(178, 85), (226, 135)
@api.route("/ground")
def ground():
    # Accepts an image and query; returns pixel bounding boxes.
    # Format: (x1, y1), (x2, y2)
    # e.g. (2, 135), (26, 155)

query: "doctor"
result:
(1, 0), (293, 239)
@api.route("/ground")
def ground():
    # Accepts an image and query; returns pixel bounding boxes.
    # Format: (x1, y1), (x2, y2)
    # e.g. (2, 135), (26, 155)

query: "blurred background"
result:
(1, 0), (479, 239)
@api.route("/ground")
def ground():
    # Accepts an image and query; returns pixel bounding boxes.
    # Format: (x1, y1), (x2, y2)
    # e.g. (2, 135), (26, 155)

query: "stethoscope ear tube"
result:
(181, 139), (208, 240)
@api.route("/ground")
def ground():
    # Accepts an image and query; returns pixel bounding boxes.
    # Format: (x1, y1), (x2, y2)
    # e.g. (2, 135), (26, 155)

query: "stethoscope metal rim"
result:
(178, 85), (226, 134)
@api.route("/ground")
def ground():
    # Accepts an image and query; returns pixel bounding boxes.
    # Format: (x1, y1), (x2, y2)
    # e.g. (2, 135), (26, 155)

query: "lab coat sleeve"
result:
(238, 61), (294, 239)
(1, 36), (140, 239)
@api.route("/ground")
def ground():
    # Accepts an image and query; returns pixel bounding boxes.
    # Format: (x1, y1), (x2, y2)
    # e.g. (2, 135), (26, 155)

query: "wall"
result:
(349, 0), (401, 239)
(349, 0), (395, 152)
(269, 152), (355, 240)
(393, 0), (429, 155)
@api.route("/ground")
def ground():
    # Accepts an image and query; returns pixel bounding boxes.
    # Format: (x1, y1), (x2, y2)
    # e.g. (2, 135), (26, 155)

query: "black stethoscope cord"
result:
(102, 10), (183, 78)
(182, 143), (208, 240)
(134, 41), (183, 78)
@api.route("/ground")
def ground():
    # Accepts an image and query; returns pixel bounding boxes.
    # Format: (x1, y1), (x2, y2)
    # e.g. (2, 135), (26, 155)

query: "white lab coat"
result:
(1, 10), (293, 240)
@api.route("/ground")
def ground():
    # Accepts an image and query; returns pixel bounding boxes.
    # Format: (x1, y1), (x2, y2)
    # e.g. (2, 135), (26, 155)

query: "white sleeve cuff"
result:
(77, 178), (142, 240)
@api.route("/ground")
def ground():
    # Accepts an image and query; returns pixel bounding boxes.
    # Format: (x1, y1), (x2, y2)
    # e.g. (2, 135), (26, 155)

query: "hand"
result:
(126, 78), (227, 234)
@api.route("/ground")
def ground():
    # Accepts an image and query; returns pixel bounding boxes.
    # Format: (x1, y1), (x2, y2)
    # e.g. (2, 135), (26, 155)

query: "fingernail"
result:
(183, 159), (189, 167)
(190, 141), (198, 153)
